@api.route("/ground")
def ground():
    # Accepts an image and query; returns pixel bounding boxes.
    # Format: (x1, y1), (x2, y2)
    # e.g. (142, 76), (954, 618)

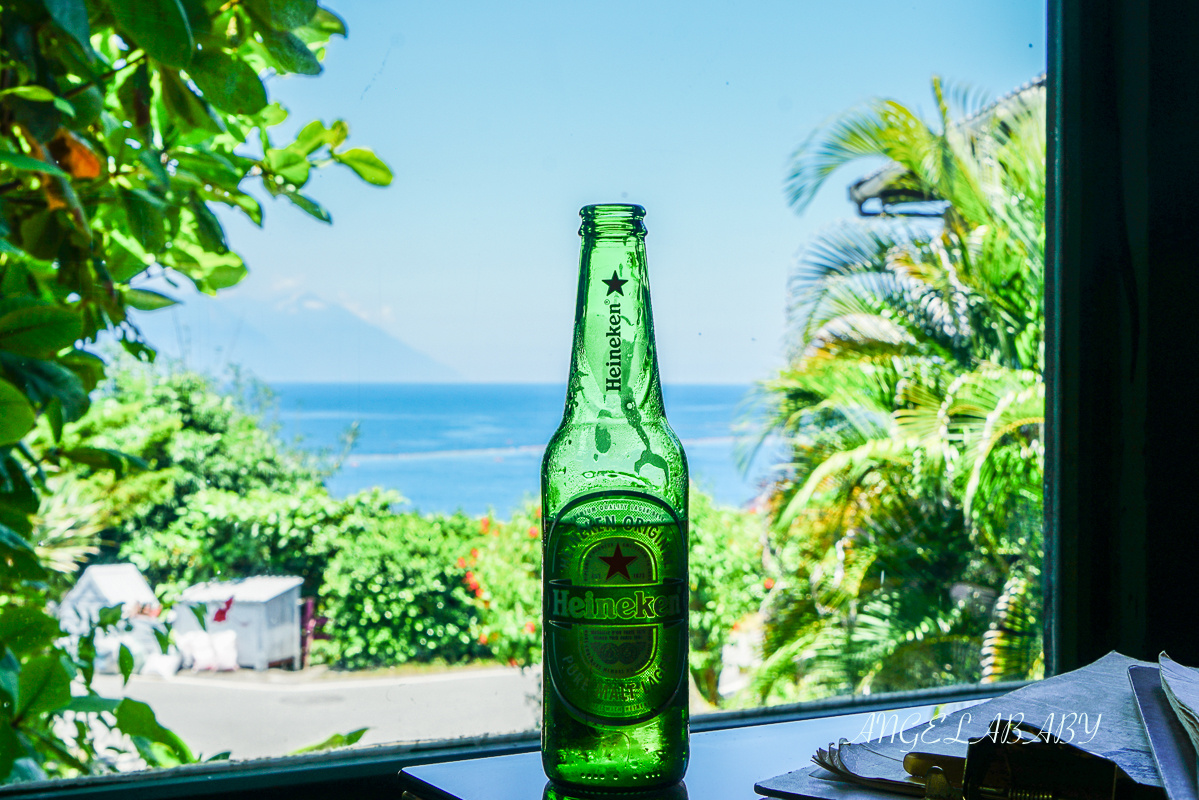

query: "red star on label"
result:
(599, 544), (637, 581)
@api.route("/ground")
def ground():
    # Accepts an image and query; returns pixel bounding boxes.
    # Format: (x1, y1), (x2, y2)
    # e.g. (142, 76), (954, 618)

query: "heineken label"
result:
(544, 491), (687, 726)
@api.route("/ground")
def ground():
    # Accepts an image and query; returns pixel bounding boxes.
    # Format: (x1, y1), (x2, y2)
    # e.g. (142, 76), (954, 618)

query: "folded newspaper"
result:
(755, 652), (1166, 800)
(1160, 653), (1199, 757)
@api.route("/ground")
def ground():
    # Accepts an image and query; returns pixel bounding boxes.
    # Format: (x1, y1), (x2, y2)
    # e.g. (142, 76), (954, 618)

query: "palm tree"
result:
(746, 76), (1045, 704)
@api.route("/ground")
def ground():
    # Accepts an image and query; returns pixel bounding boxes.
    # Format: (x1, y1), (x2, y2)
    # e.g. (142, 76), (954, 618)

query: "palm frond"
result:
(778, 438), (911, 528)
(980, 565), (1042, 682)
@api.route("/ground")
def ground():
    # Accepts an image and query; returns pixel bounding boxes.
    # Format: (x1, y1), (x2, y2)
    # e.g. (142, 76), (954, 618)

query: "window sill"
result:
(0, 682), (1023, 800)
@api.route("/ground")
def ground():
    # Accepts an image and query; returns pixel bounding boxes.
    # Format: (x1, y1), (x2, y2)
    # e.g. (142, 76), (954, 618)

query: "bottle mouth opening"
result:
(579, 204), (647, 237)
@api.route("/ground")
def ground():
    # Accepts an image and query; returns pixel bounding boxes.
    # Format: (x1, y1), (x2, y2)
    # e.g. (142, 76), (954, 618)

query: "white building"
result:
(174, 576), (304, 671)
(57, 563), (160, 636)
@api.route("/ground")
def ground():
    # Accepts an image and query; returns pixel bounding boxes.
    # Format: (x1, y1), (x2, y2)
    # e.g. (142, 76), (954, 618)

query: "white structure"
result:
(57, 564), (160, 636)
(175, 576), (303, 671)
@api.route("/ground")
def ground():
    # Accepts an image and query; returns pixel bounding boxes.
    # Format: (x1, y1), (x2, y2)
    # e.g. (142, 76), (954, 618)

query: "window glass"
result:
(2, 0), (1046, 780)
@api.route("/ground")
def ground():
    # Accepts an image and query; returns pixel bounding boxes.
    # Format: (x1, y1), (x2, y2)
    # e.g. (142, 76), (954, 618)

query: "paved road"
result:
(92, 666), (543, 760)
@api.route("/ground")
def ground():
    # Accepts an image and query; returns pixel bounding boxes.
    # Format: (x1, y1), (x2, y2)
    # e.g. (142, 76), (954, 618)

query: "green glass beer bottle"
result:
(541, 204), (689, 791)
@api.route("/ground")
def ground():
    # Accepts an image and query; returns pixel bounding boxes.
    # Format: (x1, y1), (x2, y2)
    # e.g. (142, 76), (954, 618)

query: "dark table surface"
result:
(399, 703), (947, 800)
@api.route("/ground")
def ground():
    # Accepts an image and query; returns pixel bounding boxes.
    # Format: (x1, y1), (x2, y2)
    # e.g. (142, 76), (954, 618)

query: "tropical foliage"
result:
(58, 359), (769, 691)
(0, 0), (391, 781)
(749, 77), (1045, 703)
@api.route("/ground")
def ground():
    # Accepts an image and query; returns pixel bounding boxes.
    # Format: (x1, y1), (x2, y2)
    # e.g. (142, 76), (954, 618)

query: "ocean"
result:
(270, 383), (770, 517)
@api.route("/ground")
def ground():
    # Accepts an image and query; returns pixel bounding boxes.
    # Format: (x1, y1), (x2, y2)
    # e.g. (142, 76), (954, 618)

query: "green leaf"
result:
(0, 151), (68, 179)
(0, 306), (82, 358)
(187, 604), (207, 631)
(65, 695), (121, 714)
(119, 645), (134, 685)
(255, 102), (289, 128)
(187, 49), (268, 115)
(264, 147), (309, 185)
(117, 63), (153, 129)
(15, 655), (72, 721)
(107, 231), (156, 283)
(0, 607), (61, 659)
(201, 187), (262, 226)
(282, 190), (330, 222)
(115, 699), (193, 763)
(0, 524), (34, 557)
(289, 726), (368, 754)
(138, 149), (170, 188)
(172, 149), (247, 190)
(125, 288), (178, 311)
(45, 0), (95, 54)
(189, 196), (227, 253)
(204, 261), (247, 290)
(97, 605), (123, 629)
(108, 0), (195, 68)
(247, 0), (318, 30)
(0, 86), (57, 102)
(59, 349), (105, 393)
(122, 188), (167, 253)
(0, 307), (82, 359)
(0, 382), (35, 446)
(60, 447), (149, 478)
(159, 70), (223, 134)
(303, 7), (347, 37)
(0, 454), (37, 516)
(0, 722), (18, 783)
(47, 397), (63, 443)
(0, 355), (89, 422)
(260, 28), (322, 75)
(334, 148), (392, 186)
(176, 0), (212, 35)
(291, 119), (347, 155)
(0, 649), (19, 708)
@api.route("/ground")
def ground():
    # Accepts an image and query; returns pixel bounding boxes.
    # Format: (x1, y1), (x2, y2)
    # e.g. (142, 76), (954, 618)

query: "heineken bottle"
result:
(541, 204), (689, 791)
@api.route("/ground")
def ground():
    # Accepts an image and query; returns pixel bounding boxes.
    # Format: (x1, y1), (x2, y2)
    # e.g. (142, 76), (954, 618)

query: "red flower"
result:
(528, 526), (538, 539)
(763, 578), (776, 590)
(475, 587), (485, 598)
(470, 548), (479, 559)
(480, 518), (491, 535)
(479, 633), (489, 645)
(524, 621), (536, 634)
(456, 557), (467, 568)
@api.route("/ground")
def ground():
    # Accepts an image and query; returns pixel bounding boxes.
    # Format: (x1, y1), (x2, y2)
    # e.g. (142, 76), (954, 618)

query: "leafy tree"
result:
(749, 77), (1044, 703)
(0, 0), (391, 781)
(58, 361), (395, 598)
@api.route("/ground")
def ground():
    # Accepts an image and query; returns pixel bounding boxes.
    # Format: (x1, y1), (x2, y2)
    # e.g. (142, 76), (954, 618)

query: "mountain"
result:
(130, 291), (460, 383)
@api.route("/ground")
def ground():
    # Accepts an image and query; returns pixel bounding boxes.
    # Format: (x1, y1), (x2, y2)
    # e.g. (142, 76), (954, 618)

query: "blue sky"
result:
(184, 0), (1046, 383)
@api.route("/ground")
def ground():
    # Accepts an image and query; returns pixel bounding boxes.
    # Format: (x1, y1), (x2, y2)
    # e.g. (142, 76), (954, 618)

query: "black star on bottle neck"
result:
(599, 544), (637, 581)
(602, 272), (628, 296)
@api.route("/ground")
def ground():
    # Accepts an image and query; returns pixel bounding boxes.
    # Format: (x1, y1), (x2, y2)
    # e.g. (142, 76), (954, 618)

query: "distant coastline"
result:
(270, 383), (770, 517)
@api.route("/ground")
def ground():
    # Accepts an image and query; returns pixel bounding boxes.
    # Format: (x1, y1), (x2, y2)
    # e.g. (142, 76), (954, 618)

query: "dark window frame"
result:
(5, 0), (1181, 795)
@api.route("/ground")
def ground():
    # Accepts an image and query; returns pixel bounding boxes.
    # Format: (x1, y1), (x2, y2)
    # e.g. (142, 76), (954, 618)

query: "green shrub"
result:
(468, 506), (542, 667)
(688, 489), (768, 706)
(319, 513), (489, 668)
(123, 485), (399, 601)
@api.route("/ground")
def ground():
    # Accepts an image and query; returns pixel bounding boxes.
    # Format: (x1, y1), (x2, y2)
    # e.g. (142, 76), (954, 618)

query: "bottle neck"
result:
(566, 205), (665, 421)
